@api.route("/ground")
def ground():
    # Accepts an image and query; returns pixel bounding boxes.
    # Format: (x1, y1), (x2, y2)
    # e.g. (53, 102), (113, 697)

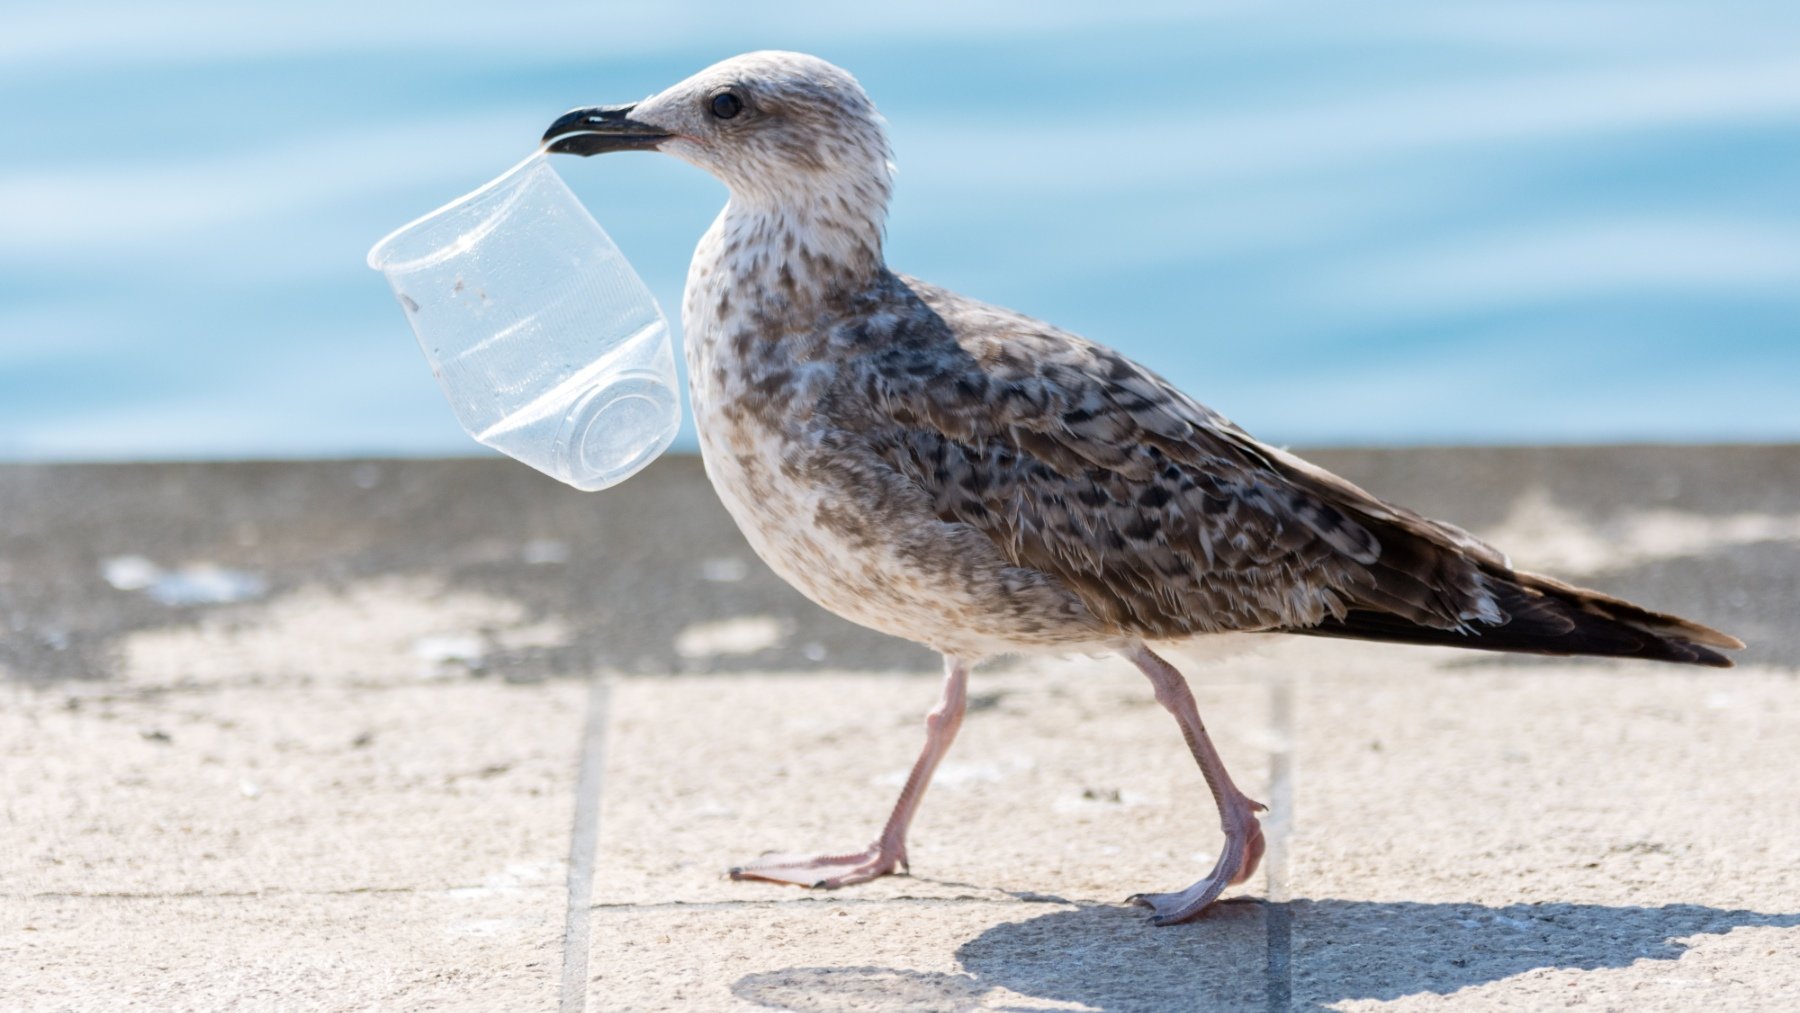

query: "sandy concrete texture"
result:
(4, 892), (564, 1013)
(3, 446), (1798, 1011)
(592, 662), (1269, 906)
(1283, 642), (1800, 1010)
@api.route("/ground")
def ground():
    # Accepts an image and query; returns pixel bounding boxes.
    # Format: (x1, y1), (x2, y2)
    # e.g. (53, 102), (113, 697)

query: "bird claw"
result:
(729, 842), (906, 889)
(1128, 881), (1230, 925)
(1127, 813), (1265, 925)
(1128, 889), (1204, 925)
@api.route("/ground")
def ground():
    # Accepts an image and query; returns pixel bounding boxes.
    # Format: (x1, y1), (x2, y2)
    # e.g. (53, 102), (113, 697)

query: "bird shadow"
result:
(730, 897), (1799, 1012)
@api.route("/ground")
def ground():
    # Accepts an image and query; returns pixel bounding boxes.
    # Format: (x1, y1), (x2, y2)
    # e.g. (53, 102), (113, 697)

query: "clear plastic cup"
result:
(367, 152), (678, 491)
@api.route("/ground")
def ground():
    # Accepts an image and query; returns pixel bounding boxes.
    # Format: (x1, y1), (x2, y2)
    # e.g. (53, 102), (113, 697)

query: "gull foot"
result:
(729, 842), (906, 889)
(1128, 809), (1266, 926)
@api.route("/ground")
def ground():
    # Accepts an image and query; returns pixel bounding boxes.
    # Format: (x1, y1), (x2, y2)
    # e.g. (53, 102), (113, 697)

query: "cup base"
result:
(557, 372), (680, 491)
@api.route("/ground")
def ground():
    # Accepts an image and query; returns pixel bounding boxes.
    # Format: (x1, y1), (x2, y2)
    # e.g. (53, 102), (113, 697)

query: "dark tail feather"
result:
(1289, 572), (1743, 668)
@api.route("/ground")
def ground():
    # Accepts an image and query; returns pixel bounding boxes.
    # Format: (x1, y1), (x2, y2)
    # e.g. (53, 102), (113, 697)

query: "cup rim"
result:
(365, 150), (552, 272)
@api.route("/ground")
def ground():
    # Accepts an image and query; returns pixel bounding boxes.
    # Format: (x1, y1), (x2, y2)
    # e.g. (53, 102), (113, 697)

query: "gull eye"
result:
(710, 92), (743, 120)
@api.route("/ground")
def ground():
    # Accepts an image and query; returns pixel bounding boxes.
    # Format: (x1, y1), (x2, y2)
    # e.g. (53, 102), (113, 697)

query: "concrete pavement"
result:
(3, 447), (1798, 1011)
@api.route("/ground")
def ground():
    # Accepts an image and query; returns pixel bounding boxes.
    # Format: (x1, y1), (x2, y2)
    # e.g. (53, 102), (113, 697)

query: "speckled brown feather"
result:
(806, 274), (1740, 662)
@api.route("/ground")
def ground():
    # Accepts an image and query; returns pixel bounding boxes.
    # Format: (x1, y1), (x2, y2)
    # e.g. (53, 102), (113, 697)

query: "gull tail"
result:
(1291, 571), (1744, 668)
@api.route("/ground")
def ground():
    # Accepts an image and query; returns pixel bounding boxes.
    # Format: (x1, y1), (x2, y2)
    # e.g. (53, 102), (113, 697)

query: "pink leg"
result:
(1126, 645), (1267, 925)
(730, 654), (970, 889)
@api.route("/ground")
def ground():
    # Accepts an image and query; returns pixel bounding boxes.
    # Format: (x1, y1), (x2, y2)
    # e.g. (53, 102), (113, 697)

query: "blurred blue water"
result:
(3, 1), (1797, 460)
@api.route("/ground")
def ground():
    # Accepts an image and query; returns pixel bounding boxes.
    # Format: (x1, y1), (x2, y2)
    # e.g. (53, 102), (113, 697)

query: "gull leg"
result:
(1125, 645), (1267, 925)
(730, 654), (970, 888)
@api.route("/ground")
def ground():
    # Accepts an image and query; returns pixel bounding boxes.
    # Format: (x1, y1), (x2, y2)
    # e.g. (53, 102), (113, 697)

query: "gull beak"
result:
(542, 104), (672, 156)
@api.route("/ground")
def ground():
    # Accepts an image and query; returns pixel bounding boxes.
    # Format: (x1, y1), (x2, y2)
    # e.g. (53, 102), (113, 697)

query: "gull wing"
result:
(825, 276), (1490, 638)
(825, 275), (1737, 664)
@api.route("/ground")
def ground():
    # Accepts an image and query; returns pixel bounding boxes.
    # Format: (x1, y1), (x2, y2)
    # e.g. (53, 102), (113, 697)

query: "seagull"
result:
(542, 51), (1743, 924)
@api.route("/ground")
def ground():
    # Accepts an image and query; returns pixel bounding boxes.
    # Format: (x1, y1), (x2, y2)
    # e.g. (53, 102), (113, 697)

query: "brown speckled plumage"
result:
(690, 255), (1738, 664)
(546, 50), (1742, 924)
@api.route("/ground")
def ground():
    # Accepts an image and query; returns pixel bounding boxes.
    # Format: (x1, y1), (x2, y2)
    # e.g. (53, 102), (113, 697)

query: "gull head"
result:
(543, 51), (893, 213)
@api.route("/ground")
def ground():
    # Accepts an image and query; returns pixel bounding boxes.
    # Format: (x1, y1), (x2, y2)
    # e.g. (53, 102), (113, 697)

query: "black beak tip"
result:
(541, 104), (672, 157)
(541, 108), (593, 146)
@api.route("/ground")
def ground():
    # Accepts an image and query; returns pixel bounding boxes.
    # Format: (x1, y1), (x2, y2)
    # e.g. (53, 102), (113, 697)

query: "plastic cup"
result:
(367, 153), (678, 491)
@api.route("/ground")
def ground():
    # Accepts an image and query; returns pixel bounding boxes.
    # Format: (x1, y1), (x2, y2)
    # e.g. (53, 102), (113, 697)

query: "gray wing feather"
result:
(824, 276), (1507, 640)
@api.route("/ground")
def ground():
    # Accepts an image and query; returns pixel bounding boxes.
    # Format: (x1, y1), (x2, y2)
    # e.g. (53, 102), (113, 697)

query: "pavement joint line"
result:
(560, 676), (610, 1013)
(47, 680), (498, 699)
(1263, 670), (1295, 1013)
(588, 893), (1080, 913)
(12, 885), (562, 901)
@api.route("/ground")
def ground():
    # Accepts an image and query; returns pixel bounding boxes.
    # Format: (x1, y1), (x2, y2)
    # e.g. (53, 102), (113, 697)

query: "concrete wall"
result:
(4, 445), (1793, 684)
